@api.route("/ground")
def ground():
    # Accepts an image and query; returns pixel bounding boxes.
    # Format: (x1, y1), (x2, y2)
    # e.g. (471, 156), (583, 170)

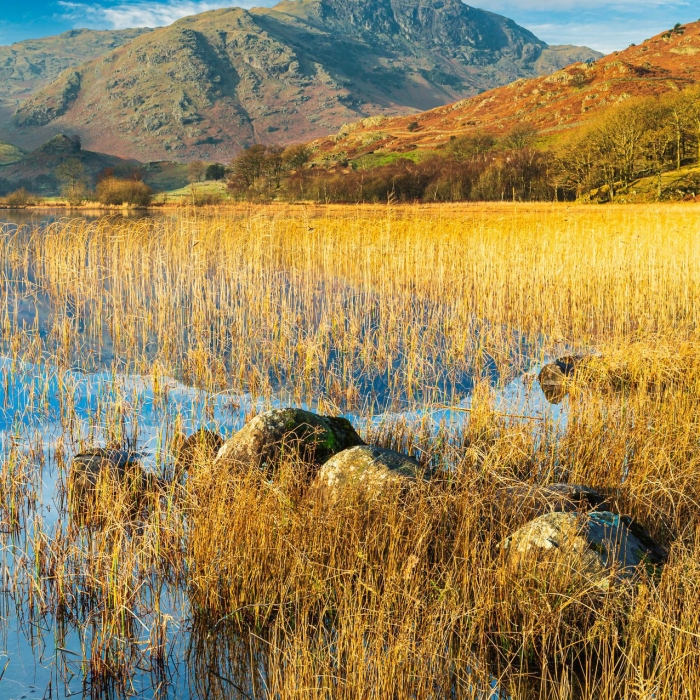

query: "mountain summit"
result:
(1, 0), (600, 161)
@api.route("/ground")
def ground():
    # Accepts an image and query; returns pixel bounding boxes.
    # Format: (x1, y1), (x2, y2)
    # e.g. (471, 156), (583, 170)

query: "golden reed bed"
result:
(0, 203), (699, 698)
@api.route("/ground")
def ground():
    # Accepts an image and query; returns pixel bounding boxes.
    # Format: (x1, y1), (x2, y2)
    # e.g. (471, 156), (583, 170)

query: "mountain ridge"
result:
(0, 0), (600, 161)
(311, 20), (700, 160)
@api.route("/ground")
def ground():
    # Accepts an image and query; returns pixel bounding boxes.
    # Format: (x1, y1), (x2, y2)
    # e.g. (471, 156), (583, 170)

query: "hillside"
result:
(313, 21), (700, 160)
(0, 28), (152, 125)
(1, 0), (600, 161)
(0, 140), (24, 166)
(0, 134), (135, 195)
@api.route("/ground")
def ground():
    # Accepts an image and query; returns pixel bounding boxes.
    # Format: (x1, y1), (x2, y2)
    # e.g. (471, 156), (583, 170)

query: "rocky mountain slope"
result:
(0, 29), (151, 123)
(313, 21), (700, 160)
(0, 0), (600, 161)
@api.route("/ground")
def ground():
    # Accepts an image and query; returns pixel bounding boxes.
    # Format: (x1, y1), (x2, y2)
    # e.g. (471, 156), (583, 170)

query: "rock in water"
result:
(215, 408), (365, 474)
(317, 445), (425, 498)
(69, 448), (142, 492)
(500, 483), (609, 516)
(68, 448), (150, 522)
(174, 429), (223, 478)
(537, 355), (590, 404)
(503, 511), (666, 587)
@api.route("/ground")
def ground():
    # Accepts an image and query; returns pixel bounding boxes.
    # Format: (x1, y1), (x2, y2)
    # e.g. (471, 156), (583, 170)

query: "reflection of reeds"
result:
(0, 204), (699, 697)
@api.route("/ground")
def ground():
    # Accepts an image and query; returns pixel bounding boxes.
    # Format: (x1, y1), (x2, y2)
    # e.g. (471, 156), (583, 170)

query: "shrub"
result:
(4, 188), (36, 207)
(96, 177), (153, 207)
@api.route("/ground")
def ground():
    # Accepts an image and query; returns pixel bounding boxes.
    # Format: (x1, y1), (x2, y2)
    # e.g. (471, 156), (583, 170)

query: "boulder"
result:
(503, 511), (667, 587)
(537, 355), (590, 404)
(500, 483), (609, 517)
(317, 445), (426, 498)
(174, 428), (223, 478)
(69, 448), (143, 493)
(214, 408), (365, 474)
(67, 448), (152, 522)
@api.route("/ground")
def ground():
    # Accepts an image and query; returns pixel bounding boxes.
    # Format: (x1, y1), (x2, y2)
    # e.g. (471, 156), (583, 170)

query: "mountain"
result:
(0, 28), (152, 124)
(0, 0), (600, 161)
(313, 21), (700, 160)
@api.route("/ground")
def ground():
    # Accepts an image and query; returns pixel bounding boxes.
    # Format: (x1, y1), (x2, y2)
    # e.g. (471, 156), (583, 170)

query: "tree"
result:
(230, 145), (268, 190)
(283, 144), (311, 170)
(205, 163), (226, 181)
(56, 158), (89, 205)
(449, 132), (496, 163)
(96, 178), (153, 207)
(505, 125), (536, 150)
(188, 161), (207, 183)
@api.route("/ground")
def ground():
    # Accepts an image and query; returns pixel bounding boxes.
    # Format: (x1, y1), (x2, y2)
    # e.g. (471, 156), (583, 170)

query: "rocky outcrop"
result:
(317, 445), (425, 497)
(503, 511), (667, 587)
(215, 408), (365, 474)
(14, 71), (82, 127)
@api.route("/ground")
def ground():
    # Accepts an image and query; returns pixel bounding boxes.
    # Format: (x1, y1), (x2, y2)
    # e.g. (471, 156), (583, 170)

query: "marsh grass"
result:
(0, 204), (699, 698)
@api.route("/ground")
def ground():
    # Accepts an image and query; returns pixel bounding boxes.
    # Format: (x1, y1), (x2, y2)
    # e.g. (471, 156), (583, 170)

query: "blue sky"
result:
(0, 0), (697, 54)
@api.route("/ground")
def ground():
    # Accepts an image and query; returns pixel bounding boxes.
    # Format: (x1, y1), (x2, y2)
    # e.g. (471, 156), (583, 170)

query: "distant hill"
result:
(0, 28), (152, 125)
(0, 134), (135, 195)
(0, 140), (24, 166)
(311, 21), (700, 160)
(0, 134), (190, 196)
(1, 0), (600, 161)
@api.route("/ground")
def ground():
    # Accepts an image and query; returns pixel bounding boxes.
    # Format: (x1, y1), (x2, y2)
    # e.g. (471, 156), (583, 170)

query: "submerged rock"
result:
(174, 428), (223, 478)
(503, 511), (666, 587)
(317, 445), (425, 497)
(215, 408), (365, 474)
(501, 483), (609, 517)
(537, 355), (590, 404)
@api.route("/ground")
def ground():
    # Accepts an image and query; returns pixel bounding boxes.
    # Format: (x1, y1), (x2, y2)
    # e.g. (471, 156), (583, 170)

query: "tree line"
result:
(226, 86), (700, 204)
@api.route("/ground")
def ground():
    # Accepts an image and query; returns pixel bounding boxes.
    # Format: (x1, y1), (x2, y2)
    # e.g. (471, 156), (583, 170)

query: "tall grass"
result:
(0, 203), (699, 698)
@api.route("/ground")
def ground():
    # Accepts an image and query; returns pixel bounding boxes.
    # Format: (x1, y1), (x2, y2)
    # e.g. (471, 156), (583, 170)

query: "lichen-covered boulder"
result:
(174, 429), (223, 478)
(503, 511), (666, 587)
(500, 483), (609, 517)
(538, 355), (590, 404)
(214, 408), (365, 474)
(317, 445), (426, 498)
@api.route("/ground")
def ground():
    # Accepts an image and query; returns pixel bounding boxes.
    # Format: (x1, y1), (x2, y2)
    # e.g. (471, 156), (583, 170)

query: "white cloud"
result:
(57, 0), (272, 30)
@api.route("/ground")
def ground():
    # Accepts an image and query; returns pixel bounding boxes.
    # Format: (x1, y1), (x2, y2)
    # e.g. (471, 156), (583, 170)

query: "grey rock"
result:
(215, 408), (365, 475)
(317, 445), (425, 497)
(503, 511), (666, 587)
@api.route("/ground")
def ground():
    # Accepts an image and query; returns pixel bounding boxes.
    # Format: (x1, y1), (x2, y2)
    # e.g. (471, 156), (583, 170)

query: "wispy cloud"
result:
(57, 1), (272, 30)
